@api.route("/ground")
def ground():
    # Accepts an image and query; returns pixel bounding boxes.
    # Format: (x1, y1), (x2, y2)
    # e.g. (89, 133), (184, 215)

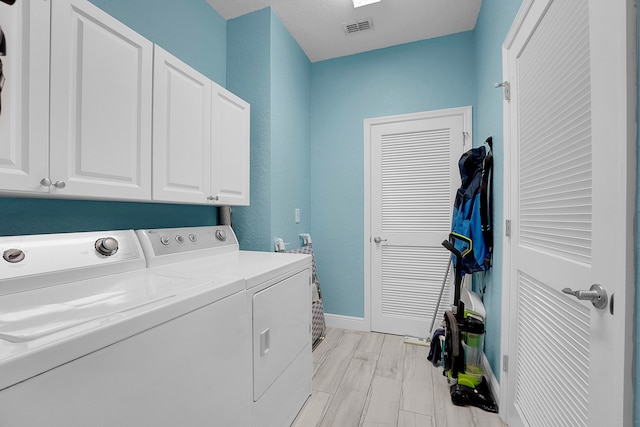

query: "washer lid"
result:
(0, 270), (208, 343)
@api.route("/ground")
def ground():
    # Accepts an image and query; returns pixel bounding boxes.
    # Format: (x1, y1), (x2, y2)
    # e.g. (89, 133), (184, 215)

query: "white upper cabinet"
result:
(0, 0), (249, 205)
(153, 45), (212, 204)
(49, 0), (153, 200)
(152, 47), (250, 206)
(0, 0), (50, 194)
(211, 83), (250, 206)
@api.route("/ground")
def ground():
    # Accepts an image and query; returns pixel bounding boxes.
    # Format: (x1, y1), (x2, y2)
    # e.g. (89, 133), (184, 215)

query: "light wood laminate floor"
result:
(293, 328), (507, 427)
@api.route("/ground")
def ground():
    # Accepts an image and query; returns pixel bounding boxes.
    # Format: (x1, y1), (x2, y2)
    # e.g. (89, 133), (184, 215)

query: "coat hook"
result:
(494, 81), (510, 101)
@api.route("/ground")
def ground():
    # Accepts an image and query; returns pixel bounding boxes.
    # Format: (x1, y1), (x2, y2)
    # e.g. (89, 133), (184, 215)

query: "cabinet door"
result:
(0, 0), (50, 194)
(49, 0), (152, 200)
(211, 83), (250, 206)
(152, 46), (211, 204)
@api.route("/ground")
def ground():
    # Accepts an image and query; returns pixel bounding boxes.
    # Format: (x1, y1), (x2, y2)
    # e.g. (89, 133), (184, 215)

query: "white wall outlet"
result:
(295, 208), (300, 223)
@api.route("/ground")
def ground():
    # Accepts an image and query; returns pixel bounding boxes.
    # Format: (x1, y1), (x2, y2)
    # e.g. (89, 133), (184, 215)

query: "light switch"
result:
(295, 208), (300, 223)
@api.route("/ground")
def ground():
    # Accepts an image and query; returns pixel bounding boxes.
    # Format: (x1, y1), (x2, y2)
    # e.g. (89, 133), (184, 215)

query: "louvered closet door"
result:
(370, 111), (466, 338)
(503, 0), (635, 425)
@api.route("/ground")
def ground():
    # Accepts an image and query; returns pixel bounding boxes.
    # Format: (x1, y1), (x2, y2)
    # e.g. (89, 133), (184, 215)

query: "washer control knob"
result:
(188, 234), (197, 242)
(215, 229), (227, 241)
(160, 236), (170, 246)
(95, 237), (118, 256)
(175, 235), (185, 244)
(3, 249), (25, 263)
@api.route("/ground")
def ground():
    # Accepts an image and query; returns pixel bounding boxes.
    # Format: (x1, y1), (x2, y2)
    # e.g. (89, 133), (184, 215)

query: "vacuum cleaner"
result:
(440, 233), (498, 413)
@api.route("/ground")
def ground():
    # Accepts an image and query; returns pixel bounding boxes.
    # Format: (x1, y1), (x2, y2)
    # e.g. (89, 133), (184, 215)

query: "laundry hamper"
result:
(286, 244), (326, 348)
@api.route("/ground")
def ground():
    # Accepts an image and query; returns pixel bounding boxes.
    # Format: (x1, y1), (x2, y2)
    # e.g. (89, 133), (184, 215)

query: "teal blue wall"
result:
(309, 33), (476, 318)
(227, 8), (311, 252)
(227, 8), (273, 251)
(472, 0), (523, 381)
(89, 0), (227, 84)
(1, 0), (228, 237)
(270, 12), (312, 250)
(0, 199), (217, 236)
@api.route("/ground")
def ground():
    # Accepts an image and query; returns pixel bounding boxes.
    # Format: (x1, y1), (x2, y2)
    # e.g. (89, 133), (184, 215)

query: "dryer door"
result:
(252, 269), (311, 401)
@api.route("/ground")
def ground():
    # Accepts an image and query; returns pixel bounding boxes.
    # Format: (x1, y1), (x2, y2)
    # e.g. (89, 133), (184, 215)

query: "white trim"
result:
(502, 0), (535, 49)
(498, 28), (514, 426)
(499, 1), (545, 421)
(323, 313), (368, 332)
(363, 106), (472, 336)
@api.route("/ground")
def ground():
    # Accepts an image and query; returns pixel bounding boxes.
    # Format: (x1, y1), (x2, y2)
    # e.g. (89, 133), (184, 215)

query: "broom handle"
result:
(428, 255), (452, 337)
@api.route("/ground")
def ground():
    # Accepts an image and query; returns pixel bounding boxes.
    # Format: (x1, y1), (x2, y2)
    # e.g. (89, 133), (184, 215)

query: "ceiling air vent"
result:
(343, 18), (373, 35)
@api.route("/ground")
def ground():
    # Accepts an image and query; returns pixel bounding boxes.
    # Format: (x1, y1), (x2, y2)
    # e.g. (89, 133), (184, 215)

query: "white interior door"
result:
(501, 0), (636, 426)
(366, 108), (468, 338)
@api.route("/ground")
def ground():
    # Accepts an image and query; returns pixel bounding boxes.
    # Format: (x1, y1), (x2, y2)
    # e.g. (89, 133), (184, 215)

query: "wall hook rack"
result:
(494, 81), (510, 101)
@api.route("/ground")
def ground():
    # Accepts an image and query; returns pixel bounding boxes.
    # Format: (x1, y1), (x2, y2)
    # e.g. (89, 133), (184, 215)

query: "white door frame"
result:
(364, 107), (472, 332)
(499, 0), (637, 423)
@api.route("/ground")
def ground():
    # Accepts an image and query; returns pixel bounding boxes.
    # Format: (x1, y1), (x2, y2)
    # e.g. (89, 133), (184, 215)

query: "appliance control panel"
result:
(135, 226), (239, 267)
(0, 230), (145, 295)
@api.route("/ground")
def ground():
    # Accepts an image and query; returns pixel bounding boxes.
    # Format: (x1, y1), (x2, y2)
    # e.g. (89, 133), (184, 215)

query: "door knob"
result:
(373, 236), (387, 243)
(562, 284), (608, 309)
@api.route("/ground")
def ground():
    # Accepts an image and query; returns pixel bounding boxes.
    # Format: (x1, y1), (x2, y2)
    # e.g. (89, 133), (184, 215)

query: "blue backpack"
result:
(450, 139), (493, 275)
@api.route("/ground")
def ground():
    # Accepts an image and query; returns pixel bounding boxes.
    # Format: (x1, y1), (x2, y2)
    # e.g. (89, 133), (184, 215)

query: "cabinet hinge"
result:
(503, 355), (509, 373)
(505, 219), (511, 237)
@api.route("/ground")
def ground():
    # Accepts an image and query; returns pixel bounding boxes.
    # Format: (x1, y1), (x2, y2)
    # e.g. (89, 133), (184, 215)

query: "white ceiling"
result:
(206, 0), (483, 63)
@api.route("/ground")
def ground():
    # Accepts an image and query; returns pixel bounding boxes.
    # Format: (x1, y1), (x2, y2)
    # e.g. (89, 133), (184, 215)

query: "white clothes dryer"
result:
(0, 230), (247, 427)
(136, 226), (313, 427)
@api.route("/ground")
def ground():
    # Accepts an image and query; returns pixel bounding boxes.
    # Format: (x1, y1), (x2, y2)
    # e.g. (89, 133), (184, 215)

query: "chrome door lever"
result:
(373, 236), (387, 243)
(562, 284), (608, 309)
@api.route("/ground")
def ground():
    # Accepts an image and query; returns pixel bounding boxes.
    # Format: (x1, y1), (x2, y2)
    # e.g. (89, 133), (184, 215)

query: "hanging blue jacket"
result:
(450, 145), (492, 275)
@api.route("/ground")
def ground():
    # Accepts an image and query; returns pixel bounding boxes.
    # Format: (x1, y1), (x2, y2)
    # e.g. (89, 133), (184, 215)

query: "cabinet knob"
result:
(40, 178), (52, 186)
(53, 180), (66, 189)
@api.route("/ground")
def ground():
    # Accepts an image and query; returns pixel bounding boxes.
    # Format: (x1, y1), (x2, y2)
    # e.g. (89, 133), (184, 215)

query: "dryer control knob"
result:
(95, 237), (119, 256)
(215, 229), (227, 241)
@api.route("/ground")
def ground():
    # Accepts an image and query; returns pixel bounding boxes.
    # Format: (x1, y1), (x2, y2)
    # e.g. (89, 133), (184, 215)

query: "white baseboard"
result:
(324, 313), (368, 331)
(482, 352), (500, 408)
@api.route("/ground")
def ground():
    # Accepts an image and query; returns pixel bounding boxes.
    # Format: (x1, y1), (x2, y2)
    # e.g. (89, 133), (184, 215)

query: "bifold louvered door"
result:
(370, 110), (467, 337)
(503, 0), (635, 426)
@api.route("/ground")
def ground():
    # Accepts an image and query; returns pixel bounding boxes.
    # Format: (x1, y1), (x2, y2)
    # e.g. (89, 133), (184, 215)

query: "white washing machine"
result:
(0, 230), (248, 427)
(136, 226), (313, 427)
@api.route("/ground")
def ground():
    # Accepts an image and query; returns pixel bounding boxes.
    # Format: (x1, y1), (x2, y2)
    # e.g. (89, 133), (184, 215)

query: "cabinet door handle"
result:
(40, 178), (52, 187)
(53, 180), (66, 189)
